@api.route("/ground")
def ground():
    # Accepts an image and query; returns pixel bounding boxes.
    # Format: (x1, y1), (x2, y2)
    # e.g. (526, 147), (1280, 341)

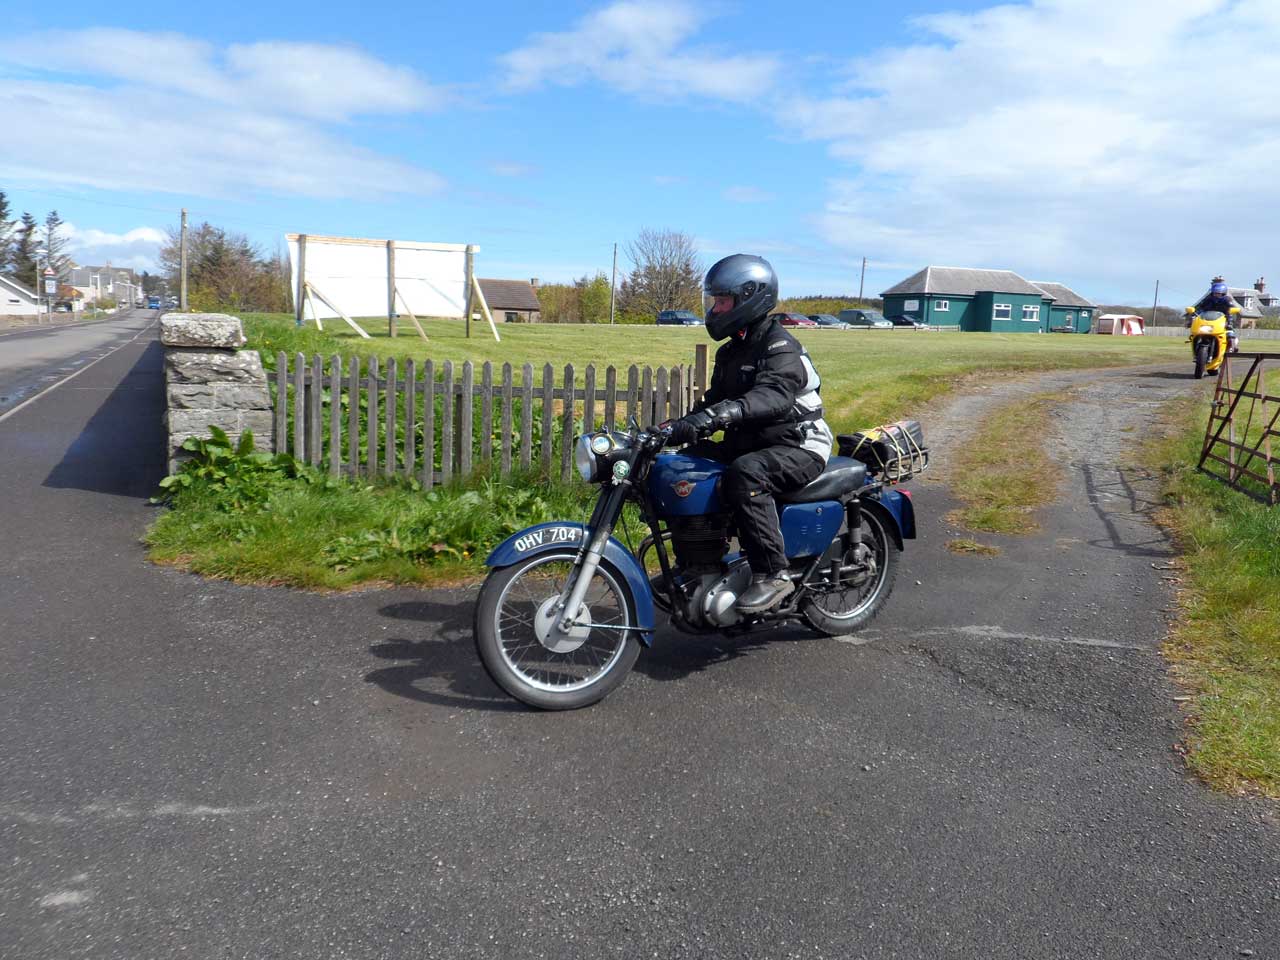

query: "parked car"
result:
(886, 314), (926, 328)
(838, 308), (893, 328)
(656, 310), (702, 326)
(135, 297), (145, 307)
(166, 297), (178, 308)
(147, 296), (161, 309)
(768, 312), (818, 328)
(808, 313), (850, 329)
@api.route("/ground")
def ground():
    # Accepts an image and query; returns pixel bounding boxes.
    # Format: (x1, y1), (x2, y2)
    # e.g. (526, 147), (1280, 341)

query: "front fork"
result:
(553, 467), (634, 636)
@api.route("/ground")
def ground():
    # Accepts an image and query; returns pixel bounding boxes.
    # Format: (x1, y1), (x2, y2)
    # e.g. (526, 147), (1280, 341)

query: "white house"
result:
(0, 274), (41, 316)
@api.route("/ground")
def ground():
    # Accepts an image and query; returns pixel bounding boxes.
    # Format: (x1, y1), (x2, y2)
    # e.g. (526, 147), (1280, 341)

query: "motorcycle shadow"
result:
(365, 599), (819, 710)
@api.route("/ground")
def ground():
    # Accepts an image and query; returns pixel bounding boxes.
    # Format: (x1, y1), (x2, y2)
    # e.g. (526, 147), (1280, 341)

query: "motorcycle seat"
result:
(778, 456), (868, 503)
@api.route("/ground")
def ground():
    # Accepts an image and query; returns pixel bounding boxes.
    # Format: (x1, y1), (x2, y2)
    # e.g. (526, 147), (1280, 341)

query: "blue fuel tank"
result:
(648, 453), (843, 559)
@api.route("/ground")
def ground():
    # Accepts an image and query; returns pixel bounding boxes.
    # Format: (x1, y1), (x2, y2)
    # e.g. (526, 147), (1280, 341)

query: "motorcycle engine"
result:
(682, 560), (752, 628)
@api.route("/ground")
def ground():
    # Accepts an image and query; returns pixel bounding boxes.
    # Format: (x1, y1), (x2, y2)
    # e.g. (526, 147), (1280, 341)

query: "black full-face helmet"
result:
(703, 254), (778, 340)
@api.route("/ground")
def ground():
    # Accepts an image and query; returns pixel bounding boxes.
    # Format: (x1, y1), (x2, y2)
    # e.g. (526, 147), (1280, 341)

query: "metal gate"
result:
(1199, 352), (1280, 505)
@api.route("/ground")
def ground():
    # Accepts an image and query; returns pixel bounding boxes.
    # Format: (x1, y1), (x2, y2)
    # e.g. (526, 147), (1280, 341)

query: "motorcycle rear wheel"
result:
(474, 548), (641, 710)
(800, 511), (899, 636)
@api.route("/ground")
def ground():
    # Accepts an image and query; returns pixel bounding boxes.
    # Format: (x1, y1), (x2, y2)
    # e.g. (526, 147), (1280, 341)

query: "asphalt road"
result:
(1, 328), (1277, 959)
(0, 309), (158, 417)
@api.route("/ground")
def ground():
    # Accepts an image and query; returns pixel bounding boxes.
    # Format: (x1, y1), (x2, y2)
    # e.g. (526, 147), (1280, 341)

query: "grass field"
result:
(1154, 397), (1280, 797)
(242, 313), (1183, 430)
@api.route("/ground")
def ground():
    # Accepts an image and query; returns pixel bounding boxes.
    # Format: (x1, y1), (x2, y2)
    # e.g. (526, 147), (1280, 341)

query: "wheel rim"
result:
(808, 515), (891, 621)
(495, 556), (631, 693)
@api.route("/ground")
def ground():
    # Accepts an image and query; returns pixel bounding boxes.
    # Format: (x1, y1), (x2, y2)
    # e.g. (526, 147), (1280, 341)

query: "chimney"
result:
(1255, 277), (1266, 294)
(530, 278), (540, 289)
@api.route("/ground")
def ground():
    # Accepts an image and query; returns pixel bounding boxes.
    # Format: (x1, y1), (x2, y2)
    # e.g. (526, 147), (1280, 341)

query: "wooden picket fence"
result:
(270, 350), (707, 487)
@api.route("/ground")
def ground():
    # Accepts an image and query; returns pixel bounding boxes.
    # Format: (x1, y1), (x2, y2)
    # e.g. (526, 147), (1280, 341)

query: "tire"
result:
(1194, 341), (1209, 379)
(800, 510), (900, 636)
(474, 548), (642, 710)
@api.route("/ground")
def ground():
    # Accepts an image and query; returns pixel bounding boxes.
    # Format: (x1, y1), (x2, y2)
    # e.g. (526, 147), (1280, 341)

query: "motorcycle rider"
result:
(1194, 277), (1242, 353)
(666, 254), (833, 614)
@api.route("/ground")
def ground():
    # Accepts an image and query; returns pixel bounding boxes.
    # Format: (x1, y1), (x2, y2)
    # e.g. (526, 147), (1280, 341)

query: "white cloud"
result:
(489, 161), (537, 178)
(776, 0), (1280, 299)
(0, 30), (446, 202)
(62, 223), (167, 272)
(6, 28), (445, 121)
(723, 186), (773, 204)
(499, 1), (778, 102)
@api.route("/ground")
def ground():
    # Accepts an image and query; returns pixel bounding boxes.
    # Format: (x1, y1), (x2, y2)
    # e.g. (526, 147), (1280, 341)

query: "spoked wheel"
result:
(800, 511), (899, 636)
(474, 548), (641, 710)
(1194, 341), (1210, 379)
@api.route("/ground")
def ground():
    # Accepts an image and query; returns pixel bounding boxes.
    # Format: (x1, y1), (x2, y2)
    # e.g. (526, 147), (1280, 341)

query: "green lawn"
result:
(1155, 397), (1280, 797)
(242, 313), (1182, 429)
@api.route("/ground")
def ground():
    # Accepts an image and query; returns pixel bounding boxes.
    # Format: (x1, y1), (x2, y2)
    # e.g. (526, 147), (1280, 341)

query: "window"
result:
(993, 303), (1012, 320)
(934, 300), (950, 312)
(7, 298), (19, 304)
(1065, 312), (1074, 323)
(505, 311), (519, 323)
(1022, 305), (1040, 322)
(903, 299), (919, 312)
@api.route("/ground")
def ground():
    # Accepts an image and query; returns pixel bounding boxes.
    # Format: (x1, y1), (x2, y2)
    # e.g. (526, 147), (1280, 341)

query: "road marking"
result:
(840, 624), (1146, 651)
(0, 317), (157, 425)
(0, 800), (270, 824)
(39, 890), (93, 909)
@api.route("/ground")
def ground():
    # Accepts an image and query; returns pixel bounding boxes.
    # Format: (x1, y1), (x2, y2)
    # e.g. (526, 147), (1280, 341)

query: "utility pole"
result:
(179, 208), (188, 311)
(609, 242), (617, 325)
(1152, 279), (1160, 327)
(859, 257), (867, 305)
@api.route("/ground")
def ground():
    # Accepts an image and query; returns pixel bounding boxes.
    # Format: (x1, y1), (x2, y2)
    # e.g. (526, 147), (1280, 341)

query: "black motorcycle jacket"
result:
(696, 317), (833, 460)
(1195, 293), (1243, 328)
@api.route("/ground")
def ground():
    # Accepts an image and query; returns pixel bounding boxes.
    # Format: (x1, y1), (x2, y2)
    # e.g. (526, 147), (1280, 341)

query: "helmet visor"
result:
(703, 291), (736, 316)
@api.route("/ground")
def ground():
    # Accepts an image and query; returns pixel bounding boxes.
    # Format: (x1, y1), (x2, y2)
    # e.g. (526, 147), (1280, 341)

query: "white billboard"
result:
(285, 233), (500, 340)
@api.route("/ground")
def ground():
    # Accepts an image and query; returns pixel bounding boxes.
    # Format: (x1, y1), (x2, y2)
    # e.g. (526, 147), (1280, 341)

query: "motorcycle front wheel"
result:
(474, 548), (642, 710)
(1194, 341), (1210, 379)
(800, 510), (899, 636)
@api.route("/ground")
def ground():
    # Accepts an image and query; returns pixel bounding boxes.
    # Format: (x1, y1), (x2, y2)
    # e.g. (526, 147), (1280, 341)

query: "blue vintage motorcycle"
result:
(474, 420), (919, 709)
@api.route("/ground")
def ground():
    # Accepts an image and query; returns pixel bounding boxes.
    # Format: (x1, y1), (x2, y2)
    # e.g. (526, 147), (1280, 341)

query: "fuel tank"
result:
(648, 453), (725, 516)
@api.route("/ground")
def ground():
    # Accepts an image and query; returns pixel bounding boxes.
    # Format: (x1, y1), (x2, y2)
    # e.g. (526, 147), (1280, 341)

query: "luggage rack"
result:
(838, 420), (930, 484)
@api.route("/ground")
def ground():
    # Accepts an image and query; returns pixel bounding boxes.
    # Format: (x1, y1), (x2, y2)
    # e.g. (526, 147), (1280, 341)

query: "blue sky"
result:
(3, 0), (1278, 306)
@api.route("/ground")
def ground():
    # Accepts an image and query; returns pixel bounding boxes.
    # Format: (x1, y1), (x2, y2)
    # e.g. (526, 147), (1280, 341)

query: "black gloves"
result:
(667, 400), (744, 446)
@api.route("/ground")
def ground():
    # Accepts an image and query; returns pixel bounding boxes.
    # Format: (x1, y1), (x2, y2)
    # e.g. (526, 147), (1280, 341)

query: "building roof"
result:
(1227, 287), (1263, 318)
(478, 278), (540, 312)
(1029, 281), (1096, 309)
(67, 264), (139, 287)
(882, 266), (1048, 298)
(0, 274), (38, 300)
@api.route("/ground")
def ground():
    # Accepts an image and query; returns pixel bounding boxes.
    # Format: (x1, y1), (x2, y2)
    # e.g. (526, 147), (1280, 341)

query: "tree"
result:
(11, 213), (39, 290)
(158, 220), (290, 313)
(578, 271), (612, 324)
(43, 211), (72, 277)
(0, 191), (13, 275)
(618, 228), (702, 319)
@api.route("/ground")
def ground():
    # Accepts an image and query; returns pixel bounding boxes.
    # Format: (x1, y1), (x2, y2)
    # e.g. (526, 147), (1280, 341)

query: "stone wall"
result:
(161, 313), (274, 473)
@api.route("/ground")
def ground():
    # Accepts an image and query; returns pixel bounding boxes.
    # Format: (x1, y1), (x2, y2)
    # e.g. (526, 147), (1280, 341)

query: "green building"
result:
(1030, 281), (1097, 333)
(882, 266), (1095, 333)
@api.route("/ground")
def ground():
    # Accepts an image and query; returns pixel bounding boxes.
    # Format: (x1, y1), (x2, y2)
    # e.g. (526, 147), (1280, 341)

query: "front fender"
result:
(486, 522), (656, 645)
(865, 488), (916, 549)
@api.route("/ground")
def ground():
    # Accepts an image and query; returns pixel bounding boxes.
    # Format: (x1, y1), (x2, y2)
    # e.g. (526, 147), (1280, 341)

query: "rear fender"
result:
(486, 522), (656, 645)
(862, 488), (915, 549)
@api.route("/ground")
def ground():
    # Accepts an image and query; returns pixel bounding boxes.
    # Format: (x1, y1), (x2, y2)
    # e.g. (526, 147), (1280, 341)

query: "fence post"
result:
(520, 362), (534, 470)
(480, 361), (493, 468)
(561, 363), (576, 482)
(694, 342), (708, 406)
(422, 359), (435, 490)
(541, 363), (554, 474)
(366, 356), (379, 477)
(274, 352), (287, 454)
(626, 365), (639, 426)
(670, 365), (683, 418)
(604, 365), (617, 432)
(328, 354), (341, 477)
(292, 353), (305, 461)
(441, 360), (454, 484)
(654, 366), (669, 425)
(460, 360), (474, 479)
(347, 356), (359, 475)
(309, 355), (322, 465)
(404, 358), (417, 478)
(640, 367), (654, 428)
(384, 357), (397, 477)
(500, 362), (513, 475)
(583, 364), (596, 434)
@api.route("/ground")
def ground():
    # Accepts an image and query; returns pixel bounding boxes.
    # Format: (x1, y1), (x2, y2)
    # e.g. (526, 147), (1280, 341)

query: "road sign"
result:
(44, 272), (57, 296)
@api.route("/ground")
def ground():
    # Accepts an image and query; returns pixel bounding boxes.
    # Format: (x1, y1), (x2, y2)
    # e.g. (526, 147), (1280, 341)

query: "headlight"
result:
(574, 435), (598, 482)
(1198, 325), (1213, 335)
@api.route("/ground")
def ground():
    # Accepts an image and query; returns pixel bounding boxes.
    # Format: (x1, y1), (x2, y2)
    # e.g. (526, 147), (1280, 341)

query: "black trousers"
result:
(690, 440), (825, 576)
